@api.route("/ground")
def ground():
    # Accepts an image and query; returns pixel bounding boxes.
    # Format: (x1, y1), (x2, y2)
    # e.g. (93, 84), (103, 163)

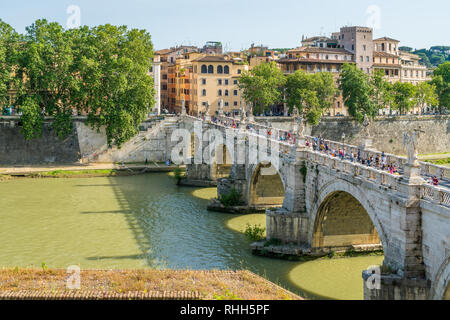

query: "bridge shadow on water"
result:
(81, 172), (374, 300)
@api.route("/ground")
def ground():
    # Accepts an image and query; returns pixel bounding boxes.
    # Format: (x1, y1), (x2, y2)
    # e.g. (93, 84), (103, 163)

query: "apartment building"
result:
(191, 56), (249, 116)
(399, 51), (430, 85)
(277, 46), (354, 116)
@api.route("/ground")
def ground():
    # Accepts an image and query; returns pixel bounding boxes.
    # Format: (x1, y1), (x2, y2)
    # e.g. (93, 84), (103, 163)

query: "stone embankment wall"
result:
(1, 115), (448, 165)
(0, 118), (80, 164)
(0, 116), (178, 165)
(256, 115), (450, 154)
(307, 115), (450, 154)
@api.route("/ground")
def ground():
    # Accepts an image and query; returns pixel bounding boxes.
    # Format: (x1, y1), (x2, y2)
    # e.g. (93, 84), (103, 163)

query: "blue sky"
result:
(1, 0), (449, 51)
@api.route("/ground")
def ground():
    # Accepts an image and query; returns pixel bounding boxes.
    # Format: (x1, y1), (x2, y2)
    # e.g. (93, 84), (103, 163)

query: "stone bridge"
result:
(177, 114), (450, 300)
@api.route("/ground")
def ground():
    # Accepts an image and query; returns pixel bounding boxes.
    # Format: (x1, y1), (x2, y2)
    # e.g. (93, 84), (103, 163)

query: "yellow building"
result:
(190, 56), (249, 116)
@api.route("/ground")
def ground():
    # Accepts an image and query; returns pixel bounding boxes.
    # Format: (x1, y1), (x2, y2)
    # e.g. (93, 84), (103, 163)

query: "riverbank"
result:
(0, 163), (182, 179)
(0, 268), (301, 300)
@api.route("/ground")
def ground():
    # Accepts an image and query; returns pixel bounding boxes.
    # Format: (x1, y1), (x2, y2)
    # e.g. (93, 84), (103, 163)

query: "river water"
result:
(0, 173), (383, 300)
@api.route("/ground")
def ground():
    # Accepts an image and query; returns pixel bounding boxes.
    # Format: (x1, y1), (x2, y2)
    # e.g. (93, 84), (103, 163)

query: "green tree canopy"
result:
(285, 70), (337, 125)
(414, 82), (438, 111)
(391, 82), (416, 115)
(339, 63), (378, 123)
(8, 19), (155, 147)
(370, 69), (393, 110)
(431, 62), (450, 111)
(238, 61), (285, 115)
(0, 19), (18, 109)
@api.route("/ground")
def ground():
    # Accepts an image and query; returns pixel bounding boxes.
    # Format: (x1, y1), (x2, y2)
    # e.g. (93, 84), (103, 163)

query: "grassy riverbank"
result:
(0, 268), (301, 300)
(425, 158), (450, 166)
(0, 166), (183, 179)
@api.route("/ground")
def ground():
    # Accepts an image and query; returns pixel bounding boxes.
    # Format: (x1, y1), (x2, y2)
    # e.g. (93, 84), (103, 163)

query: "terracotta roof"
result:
(373, 51), (399, 58)
(302, 36), (333, 42)
(373, 63), (401, 68)
(278, 58), (351, 64)
(193, 55), (230, 62)
(155, 49), (174, 55)
(374, 36), (400, 42)
(288, 47), (353, 54)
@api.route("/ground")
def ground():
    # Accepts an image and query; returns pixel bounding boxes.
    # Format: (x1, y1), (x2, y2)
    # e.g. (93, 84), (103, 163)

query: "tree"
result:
(285, 70), (337, 125)
(370, 69), (393, 111)
(69, 24), (155, 147)
(15, 19), (76, 139)
(431, 62), (450, 112)
(339, 63), (378, 123)
(0, 19), (17, 110)
(414, 82), (438, 112)
(391, 82), (416, 115)
(13, 20), (155, 147)
(238, 61), (285, 115)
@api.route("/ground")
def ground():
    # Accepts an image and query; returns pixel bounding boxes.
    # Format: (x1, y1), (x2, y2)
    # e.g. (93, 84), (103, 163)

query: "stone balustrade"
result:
(186, 115), (450, 206)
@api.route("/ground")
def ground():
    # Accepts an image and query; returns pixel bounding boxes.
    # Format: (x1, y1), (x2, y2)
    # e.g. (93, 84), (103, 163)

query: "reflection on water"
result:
(0, 173), (383, 299)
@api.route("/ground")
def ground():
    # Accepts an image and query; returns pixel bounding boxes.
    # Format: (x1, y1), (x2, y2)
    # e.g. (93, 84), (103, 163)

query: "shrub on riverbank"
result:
(244, 223), (266, 241)
(219, 189), (243, 208)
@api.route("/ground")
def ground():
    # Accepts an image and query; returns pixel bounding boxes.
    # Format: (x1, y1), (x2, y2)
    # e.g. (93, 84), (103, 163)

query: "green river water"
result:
(0, 173), (383, 300)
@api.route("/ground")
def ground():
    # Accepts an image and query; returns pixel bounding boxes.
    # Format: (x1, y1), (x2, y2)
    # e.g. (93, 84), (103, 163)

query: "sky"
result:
(1, 0), (449, 51)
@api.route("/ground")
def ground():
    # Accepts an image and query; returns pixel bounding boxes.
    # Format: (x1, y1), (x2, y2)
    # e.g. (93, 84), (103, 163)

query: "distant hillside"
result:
(399, 46), (450, 68)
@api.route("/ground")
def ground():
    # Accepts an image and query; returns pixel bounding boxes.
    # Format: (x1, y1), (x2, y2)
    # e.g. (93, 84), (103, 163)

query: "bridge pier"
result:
(363, 271), (430, 300)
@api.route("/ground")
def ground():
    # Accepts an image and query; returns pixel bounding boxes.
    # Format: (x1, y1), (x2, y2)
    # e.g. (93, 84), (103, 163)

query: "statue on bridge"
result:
(181, 98), (186, 116)
(205, 102), (212, 122)
(218, 99), (224, 116)
(363, 114), (371, 138)
(403, 127), (424, 166)
(360, 114), (374, 150)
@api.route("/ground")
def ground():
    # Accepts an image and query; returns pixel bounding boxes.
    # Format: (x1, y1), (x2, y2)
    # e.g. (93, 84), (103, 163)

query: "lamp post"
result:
(342, 132), (346, 159)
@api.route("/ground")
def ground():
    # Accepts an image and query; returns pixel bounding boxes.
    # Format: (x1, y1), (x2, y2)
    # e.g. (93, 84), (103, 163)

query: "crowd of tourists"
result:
(205, 115), (443, 186)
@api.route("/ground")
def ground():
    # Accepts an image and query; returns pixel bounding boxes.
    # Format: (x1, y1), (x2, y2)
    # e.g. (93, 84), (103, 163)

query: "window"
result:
(234, 101), (238, 106)
(202, 78), (206, 85)
(225, 102), (229, 107)
(366, 56), (369, 62)
(218, 79), (222, 85)
(224, 66), (230, 74)
(225, 90), (229, 96)
(363, 45), (366, 51)
(224, 79), (229, 85)
(202, 89), (206, 96)
(360, 56), (363, 62)
(237, 69), (241, 74)
(233, 80), (238, 85)
(233, 90), (238, 96)
(208, 65), (214, 73)
(218, 90), (222, 96)
(352, 44), (354, 51)
(201, 65), (207, 73)
(217, 65), (223, 74)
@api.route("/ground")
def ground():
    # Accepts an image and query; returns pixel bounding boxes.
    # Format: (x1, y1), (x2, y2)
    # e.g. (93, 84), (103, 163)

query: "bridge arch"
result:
(248, 161), (286, 208)
(308, 179), (388, 253)
(430, 256), (450, 300)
